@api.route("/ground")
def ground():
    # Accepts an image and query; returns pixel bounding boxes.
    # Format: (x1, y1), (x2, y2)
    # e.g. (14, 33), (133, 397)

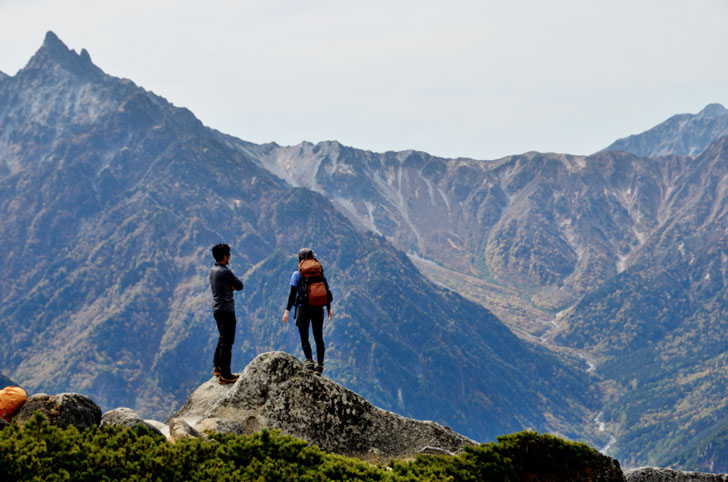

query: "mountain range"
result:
(2, 31), (727, 472)
(0, 32), (601, 448)
(247, 109), (728, 469)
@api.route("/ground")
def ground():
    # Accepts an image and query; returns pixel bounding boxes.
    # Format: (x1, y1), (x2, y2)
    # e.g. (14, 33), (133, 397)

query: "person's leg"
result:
(217, 311), (237, 378)
(311, 307), (325, 365)
(296, 307), (313, 362)
(213, 312), (225, 373)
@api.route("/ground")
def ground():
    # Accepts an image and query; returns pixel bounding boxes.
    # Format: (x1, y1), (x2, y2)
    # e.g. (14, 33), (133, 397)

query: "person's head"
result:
(298, 248), (315, 261)
(212, 243), (231, 263)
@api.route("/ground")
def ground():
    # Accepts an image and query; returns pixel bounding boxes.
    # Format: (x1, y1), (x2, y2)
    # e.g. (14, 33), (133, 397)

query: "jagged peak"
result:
(22, 31), (104, 80)
(41, 31), (66, 52)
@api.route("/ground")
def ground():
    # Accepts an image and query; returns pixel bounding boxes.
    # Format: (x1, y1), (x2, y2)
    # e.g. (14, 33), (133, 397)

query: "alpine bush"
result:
(0, 414), (610, 481)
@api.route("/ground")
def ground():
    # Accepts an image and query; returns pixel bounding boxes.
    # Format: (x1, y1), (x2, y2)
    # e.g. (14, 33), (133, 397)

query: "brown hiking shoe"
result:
(213, 367), (221, 377)
(314, 363), (324, 376)
(218, 374), (239, 385)
(304, 359), (314, 371)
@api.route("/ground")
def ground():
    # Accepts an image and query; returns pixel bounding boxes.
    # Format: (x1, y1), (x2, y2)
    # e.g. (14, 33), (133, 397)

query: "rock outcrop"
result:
(168, 418), (200, 441)
(15, 393), (101, 430)
(169, 351), (475, 461)
(626, 467), (728, 481)
(100, 407), (164, 436)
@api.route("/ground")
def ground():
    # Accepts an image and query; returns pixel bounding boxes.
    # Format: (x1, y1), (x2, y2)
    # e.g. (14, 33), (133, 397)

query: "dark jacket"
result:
(209, 264), (243, 313)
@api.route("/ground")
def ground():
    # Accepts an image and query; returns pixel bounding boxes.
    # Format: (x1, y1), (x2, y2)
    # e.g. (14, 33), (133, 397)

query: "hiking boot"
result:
(218, 374), (239, 385)
(304, 359), (315, 371)
(213, 367), (221, 377)
(314, 363), (324, 376)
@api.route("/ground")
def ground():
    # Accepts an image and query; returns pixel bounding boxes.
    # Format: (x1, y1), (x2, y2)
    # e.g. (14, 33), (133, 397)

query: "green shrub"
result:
(0, 415), (608, 481)
(388, 431), (600, 482)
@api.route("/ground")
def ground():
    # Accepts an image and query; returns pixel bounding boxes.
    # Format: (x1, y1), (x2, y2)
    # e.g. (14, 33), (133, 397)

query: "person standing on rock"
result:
(209, 243), (243, 384)
(282, 248), (332, 376)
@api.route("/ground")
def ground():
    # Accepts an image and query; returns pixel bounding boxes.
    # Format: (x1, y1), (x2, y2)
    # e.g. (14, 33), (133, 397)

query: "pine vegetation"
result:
(1, 414), (608, 481)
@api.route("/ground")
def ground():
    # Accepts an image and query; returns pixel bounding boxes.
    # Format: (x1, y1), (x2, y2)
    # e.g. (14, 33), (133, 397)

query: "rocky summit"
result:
(603, 103), (728, 158)
(169, 351), (474, 461)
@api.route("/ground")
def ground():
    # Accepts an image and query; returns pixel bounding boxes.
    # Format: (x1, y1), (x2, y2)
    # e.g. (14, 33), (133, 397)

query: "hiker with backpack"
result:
(282, 248), (332, 376)
(209, 243), (244, 385)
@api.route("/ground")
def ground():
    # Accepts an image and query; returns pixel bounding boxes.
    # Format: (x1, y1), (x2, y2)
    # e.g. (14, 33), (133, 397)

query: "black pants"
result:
(295, 305), (325, 364)
(213, 311), (236, 377)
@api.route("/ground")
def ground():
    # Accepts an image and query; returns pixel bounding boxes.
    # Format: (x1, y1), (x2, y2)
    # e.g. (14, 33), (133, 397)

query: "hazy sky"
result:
(2, 0), (727, 160)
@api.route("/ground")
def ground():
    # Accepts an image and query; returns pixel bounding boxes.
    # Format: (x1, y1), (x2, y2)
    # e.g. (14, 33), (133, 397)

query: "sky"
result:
(1, 0), (727, 160)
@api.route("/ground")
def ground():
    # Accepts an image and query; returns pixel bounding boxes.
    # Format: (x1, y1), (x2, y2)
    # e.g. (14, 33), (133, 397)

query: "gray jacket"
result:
(209, 264), (243, 313)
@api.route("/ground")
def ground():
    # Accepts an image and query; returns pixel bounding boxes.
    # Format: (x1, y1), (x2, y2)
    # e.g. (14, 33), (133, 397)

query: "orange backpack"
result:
(0, 386), (27, 421)
(298, 258), (331, 307)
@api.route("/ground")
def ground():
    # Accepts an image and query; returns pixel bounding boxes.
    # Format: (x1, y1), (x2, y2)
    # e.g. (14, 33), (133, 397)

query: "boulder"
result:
(100, 407), (164, 437)
(144, 419), (171, 440)
(168, 418), (200, 441)
(15, 393), (101, 430)
(170, 351), (475, 461)
(626, 467), (728, 481)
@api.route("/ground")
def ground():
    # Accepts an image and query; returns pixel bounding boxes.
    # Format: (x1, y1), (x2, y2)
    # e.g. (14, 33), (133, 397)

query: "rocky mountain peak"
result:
(168, 351), (475, 462)
(698, 103), (727, 118)
(21, 30), (104, 81)
(603, 102), (728, 157)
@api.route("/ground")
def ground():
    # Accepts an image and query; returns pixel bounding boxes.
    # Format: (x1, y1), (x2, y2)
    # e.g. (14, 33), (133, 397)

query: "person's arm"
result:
(324, 279), (332, 319)
(282, 285), (297, 324)
(285, 285), (297, 311)
(229, 270), (243, 291)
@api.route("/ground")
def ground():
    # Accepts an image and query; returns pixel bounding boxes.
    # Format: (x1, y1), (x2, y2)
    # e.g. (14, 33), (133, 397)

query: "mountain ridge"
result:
(603, 103), (728, 158)
(245, 107), (728, 470)
(4, 30), (728, 472)
(0, 32), (602, 449)
(22, 31), (103, 80)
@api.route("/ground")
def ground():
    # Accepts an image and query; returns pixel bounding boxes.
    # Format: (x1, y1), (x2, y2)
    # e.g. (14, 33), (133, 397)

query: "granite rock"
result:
(168, 418), (200, 441)
(170, 351), (475, 461)
(100, 407), (164, 436)
(15, 393), (101, 430)
(626, 467), (728, 482)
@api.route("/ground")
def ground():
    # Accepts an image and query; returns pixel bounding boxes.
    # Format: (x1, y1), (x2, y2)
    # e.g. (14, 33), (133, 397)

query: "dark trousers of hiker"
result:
(213, 311), (236, 378)
(295, 305), (325, 364)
